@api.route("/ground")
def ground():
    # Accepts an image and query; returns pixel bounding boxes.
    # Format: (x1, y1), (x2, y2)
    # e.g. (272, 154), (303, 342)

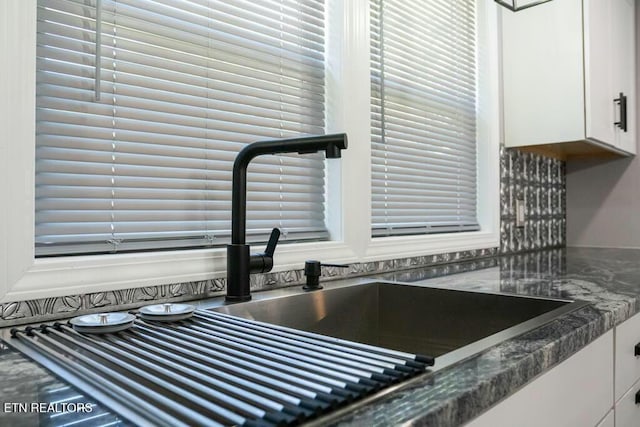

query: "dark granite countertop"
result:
(0, 343), (130, 426)
(2, 247), (639, 426)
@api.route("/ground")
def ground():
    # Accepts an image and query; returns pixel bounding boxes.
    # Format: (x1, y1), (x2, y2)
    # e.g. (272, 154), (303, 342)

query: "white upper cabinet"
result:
(502, 0), (636, 157)
(611, 0), (636, 154)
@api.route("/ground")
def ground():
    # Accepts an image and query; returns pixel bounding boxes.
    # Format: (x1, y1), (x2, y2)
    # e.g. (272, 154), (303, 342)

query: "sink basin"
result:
(212, 281), (589, 366)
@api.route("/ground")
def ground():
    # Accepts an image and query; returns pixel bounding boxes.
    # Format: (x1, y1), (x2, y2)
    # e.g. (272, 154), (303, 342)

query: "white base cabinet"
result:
(465, 330), (613, 427)
(615, 379), (640, 427)
(614, 311), (640, 427)
(615, 310), (640, 400)
(467, 310), (640, 427)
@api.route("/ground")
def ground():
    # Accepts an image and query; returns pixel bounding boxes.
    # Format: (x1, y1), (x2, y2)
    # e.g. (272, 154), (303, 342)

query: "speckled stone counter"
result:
(1, 247), (639, 426)
(0, 343), (129, 426)
(329, 247), (639, 426)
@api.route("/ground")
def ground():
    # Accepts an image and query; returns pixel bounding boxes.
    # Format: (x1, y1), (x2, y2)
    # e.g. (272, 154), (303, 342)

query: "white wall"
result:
(566, 4), (640, 248)
(567, 156), (639, 247)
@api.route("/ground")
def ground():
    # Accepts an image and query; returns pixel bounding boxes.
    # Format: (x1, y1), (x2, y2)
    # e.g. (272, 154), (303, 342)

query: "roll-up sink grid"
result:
(6, 309), (434, 427)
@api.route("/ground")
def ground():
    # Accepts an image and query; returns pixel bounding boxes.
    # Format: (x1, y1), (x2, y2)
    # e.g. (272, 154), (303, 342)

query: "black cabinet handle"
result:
(615, 92), (628, 132)
(635, 343), (640, 356)
(636, 389), (640, 405)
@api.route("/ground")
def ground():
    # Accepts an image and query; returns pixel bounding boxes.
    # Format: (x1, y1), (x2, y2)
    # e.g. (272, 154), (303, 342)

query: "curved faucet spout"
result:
(230, 133), (347, 245)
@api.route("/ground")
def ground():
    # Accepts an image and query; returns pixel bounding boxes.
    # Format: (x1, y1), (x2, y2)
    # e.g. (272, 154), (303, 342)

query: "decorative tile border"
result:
(500, 147), (566, 254)
(0, 248), (498, 327)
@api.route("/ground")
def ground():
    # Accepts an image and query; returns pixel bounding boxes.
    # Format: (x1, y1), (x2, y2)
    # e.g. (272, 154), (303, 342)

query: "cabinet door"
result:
(584, 0), (616, 146)
(615, 378), (640, 427)
(614, 311), (640, 401)
(502, 0), (585, 147)
(612, 0), (636, 154)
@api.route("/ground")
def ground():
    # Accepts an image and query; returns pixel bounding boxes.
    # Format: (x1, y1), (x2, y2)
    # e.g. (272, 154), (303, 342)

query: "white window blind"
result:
(36, 0), (328, 256)
(371, 0), (480, 237)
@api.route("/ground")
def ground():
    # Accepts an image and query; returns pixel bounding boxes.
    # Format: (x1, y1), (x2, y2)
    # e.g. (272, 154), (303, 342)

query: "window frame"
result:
(0, 0), (499, 303)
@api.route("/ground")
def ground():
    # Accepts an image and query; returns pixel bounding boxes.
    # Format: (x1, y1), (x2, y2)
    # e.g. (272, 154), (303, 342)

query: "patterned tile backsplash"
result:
(0, 147), (565, 326)
(500, 147), (566, 254)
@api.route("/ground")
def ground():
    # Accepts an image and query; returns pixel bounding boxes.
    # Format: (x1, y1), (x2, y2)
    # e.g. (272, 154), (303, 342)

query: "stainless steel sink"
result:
(211, 281), (589, 368)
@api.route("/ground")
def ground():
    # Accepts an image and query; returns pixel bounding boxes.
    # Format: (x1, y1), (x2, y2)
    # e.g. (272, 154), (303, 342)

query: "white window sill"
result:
(2, 240), (360, 303)
(365, 230), (500, 261)
(3, 227), (499, 303)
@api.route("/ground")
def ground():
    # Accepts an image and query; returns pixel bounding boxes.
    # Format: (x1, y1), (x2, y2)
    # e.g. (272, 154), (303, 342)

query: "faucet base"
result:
(225, 244), (251, 302)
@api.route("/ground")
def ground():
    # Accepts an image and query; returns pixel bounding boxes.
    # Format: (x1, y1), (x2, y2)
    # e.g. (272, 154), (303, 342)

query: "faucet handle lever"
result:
(264, 228), (281, 258)
(248, 228), (280, 274)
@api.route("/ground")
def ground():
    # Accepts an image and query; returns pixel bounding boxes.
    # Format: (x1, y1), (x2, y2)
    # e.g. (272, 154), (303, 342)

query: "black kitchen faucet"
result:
(226, 133), (348, 302)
